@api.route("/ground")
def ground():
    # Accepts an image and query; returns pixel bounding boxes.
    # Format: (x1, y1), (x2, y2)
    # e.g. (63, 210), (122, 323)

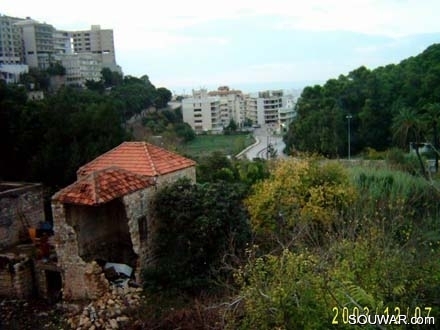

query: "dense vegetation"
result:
(0, 70), (173, 188)
(142, 156), (440, 329)
(284, 43), (440, 157)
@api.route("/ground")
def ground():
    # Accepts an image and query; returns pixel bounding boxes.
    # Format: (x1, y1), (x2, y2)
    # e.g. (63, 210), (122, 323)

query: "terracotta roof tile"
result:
(76, 142), (195, 179)
(52, 167), (154, 206)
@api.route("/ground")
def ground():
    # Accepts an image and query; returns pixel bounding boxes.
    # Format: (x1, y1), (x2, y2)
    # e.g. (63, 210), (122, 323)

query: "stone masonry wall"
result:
(156, 167), (196, 186)
(0, 255), (34, 298)
(122, 186), (155, 283)
(0, 183), (45, 249)
(52, 201), (108, 301)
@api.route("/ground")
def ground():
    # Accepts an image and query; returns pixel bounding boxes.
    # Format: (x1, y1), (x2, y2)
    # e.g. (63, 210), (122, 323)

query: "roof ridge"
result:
(91, 171), (98, 204)
(143, 142), (159, 176)
(77, 142), (128, 176)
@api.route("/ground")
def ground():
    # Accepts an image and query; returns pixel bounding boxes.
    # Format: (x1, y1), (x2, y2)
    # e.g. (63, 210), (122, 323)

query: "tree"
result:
(154, 87), (172, 109)
(101, 67), (122, 88)
(391, 106), (423, 149)
(46, 62), (66, 76)
(143, 178), (251, 293)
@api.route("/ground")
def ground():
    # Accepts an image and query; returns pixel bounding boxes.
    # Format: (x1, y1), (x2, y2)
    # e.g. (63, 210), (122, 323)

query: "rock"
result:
(109, 318), (119, 329)
(116, 315), (129, 324)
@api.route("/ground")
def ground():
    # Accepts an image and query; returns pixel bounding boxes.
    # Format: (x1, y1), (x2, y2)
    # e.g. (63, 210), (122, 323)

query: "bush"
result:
(143, 178), (251, 293)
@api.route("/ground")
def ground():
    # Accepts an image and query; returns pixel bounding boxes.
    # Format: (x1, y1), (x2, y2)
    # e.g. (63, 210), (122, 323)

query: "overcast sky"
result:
(3, 0), (440, 93)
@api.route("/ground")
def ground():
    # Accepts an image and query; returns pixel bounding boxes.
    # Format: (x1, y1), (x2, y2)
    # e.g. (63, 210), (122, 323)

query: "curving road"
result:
(238, 125), (287, 160)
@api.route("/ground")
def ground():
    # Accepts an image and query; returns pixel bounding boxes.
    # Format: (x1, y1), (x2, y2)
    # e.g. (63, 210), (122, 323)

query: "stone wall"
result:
(156, 167), (196, 186)
(52, 201), (109, 301)
(0, 183), (45, 249)
(0, 255), (34, 298)
(123, 186), (156, 283)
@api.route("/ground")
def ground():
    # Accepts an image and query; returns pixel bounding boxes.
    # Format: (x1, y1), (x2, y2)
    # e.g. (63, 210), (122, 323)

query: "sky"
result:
(3, 0), (440, 94)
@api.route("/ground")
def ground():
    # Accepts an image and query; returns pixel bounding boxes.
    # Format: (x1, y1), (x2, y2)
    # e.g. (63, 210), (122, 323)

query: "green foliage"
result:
(46, 62), (66, 76)
(100, 67), (123, 88)
(154, 87), (172, 109)
(143, 178), (251, 293)
(284, 44), (440, 157)
(228, 162), (440, 329)
(195, 152), (269, 186)
(245, 158), (356, 249)
(0, 83), (127, 186)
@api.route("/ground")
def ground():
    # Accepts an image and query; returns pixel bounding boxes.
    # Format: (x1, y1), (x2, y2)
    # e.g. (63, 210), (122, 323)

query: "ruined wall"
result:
(123, 167), (196, 283)
(65, 201), (136, 266)
(122, 186), (156, 283)
(0, 255), (34, 298)
(0, 183), (45, 249)
(52, 201), (108, 301)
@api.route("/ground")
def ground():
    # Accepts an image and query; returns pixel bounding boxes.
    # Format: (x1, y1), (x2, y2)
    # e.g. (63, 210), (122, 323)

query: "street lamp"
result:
(346, 114), (352, 160)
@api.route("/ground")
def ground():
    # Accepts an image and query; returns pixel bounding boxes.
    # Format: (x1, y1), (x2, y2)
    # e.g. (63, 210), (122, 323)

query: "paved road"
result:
(239, 126), (287, 160)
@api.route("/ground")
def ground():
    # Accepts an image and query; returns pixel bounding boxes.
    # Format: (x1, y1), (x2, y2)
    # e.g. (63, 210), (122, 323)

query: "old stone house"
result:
(0, 182), (46, 299)
(51, 141), (196, 300)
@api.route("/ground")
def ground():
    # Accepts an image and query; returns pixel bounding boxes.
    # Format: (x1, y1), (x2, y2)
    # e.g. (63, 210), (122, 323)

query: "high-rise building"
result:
(71, 25), (120, 73)
(53, 30), (73, 55)
(1, 14), (122, 86)
(14, 18), (55, 70)
(0, 14), (27, 83)
(0, 14), (23, 65)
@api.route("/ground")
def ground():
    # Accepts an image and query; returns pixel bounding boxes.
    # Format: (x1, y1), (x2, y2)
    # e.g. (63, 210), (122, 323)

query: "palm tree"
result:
(392, 106), (427, 178)
(391, 106), (423, 150)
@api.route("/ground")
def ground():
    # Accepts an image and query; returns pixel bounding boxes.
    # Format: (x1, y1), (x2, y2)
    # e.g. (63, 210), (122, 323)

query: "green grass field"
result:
(178, 134), (255, 158)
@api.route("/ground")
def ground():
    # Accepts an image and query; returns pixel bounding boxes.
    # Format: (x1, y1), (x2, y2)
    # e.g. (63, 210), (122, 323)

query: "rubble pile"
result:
(65, 284), (144, 329)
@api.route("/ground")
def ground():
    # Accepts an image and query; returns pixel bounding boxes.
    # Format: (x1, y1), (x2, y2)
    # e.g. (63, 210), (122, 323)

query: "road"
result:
(238, 125), (287, 160)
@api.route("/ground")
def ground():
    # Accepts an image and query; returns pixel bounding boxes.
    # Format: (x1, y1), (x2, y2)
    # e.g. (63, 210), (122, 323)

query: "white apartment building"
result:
(0, 15), (23, 65)
(71, 25), (120, 73)
(14, 18), (55, 70)
(244, 90), (296, 132)
(208, 86), (246, 127)
(58, 53), (102, 86)
(182, 89), (222, 133)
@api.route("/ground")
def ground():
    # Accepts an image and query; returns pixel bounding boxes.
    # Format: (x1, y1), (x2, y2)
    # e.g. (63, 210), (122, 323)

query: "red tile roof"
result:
(77, 142), (195, 179)
(52, 167), (154, 206)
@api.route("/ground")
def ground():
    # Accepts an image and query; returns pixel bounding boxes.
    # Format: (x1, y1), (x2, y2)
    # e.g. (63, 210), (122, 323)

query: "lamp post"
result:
(346, 114), (352, 160)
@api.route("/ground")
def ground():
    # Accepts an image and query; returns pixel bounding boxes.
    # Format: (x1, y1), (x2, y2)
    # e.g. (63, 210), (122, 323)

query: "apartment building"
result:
(71, 25), (120, 73)
(58, 52), (102, 86)
(0, 14), (23, 65)
(14, 18), (56, 70)
(182, 87), (296, 133)
(182, 89), (222, 133)
(0, 14), (121, 87)
(53, 30), (73, 55)
(244, 90), (296, 132)
(208, 86), (246, 127)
